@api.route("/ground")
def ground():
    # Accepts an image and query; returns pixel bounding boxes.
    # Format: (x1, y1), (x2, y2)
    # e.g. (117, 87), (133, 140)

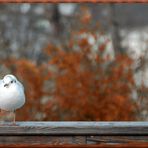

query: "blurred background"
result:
(0, 3), (147, 121)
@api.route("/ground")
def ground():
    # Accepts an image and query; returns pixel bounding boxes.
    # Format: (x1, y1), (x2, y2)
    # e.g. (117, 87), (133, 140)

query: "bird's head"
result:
(3, 74), (17, 88)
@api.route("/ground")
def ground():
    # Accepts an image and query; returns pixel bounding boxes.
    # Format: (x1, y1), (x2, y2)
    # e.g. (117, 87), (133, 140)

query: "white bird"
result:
(0, 74), (25, 124)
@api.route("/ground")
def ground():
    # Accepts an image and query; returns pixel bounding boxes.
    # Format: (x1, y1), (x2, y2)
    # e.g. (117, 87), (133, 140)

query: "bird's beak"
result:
(4, 83), (9, 87)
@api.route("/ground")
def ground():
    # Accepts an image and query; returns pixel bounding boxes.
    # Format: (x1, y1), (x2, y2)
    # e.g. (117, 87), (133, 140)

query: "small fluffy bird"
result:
(0, 74), (25, 124)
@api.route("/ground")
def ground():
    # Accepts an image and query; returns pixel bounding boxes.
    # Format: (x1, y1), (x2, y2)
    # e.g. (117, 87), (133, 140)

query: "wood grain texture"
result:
(0, 136), (86, 144)
(0, 0), (147, 3)
(0, 122), (148, 135)
(0, 143), (148, 147)
(0, 122), (147, 146)
(87, 136), (148, 144)
(0, 135), (147, 145)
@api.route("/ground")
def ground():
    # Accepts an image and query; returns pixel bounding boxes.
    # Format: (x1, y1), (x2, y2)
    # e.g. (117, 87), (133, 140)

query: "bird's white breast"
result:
(0, 82), (25, 111)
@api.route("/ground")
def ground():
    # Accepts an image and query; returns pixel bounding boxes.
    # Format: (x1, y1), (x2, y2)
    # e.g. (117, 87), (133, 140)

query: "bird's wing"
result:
(17, 81), (24, 91)
(0, 79), (4, 98)
(0, 79), (3, 88)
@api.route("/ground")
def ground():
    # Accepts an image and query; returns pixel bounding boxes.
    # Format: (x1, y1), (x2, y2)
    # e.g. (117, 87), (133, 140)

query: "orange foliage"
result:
(2, 32), (137, 121)
(0, 6), (137, 121)
(42, 39), (136, 121)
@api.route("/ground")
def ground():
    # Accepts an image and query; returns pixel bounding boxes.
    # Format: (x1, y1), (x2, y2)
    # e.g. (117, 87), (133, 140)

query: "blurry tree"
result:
(134, 51), (148, 120)
(42, 40), (137, 121)
(109, 4), (125, 55)
(51, 4), (62, 36)
(1, 6), (137, 121)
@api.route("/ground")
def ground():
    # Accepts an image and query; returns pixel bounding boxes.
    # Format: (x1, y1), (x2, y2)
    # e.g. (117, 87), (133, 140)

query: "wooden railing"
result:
(0, 122), (148, 147)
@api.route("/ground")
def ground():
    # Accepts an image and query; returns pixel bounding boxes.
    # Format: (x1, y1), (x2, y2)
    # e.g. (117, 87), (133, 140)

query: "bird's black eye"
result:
(11, 81), (13, 83)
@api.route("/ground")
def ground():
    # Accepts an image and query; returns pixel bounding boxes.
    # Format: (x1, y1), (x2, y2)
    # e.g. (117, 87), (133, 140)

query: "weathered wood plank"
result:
(87, 136), (148, 144)
(0, 136), (86, 144)
(0, 122), (147, 146)
(0, 122), (147, 135)
(0, 135), (147, 145)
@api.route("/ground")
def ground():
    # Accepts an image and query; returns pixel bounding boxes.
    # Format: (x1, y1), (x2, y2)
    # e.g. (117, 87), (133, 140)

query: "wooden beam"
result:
(0, 122), (148, 135)
(0, 0), (147, 3)
(0, 122), (147, 146)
